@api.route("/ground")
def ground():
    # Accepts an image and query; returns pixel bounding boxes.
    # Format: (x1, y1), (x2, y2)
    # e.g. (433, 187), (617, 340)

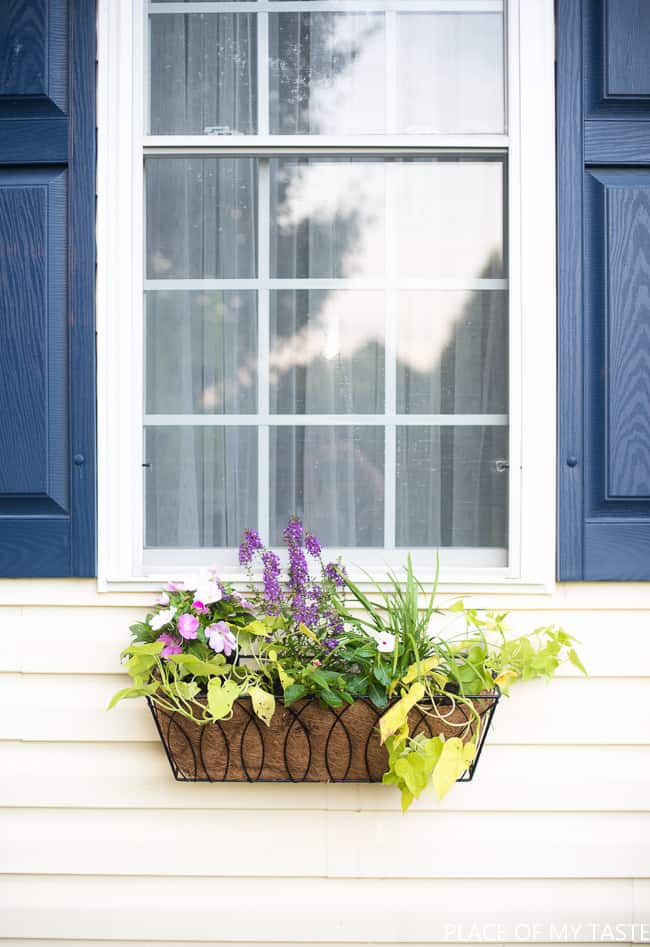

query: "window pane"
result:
(270, 157), (503, 280)
(397, 291), (508, 414)
(396, 12), (504, 134)
(146, 291), (258, 414)
(145, 158), (257, 279)
(394, 159), (505, 279)
(270, 290), (384, 414)
(270, 426), (384, 545)
(149, 13), (257, 134)
(145, 426), (257, 547)
(395, 425), (508, 549)
(269, 13), (386, 134)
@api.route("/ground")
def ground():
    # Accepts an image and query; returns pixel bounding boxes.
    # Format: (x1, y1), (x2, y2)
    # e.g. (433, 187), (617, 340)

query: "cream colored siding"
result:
(1, 581), (649, 942)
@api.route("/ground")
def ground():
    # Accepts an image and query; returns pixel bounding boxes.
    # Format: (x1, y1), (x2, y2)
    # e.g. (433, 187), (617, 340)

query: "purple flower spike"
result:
(239, 527), (264, 565)
(177, 613), (199, 640)
(325, 562), (346, 589)
(262, 550), (283, 611)
(305, 532), (321, 558)
(323, 637), (339, 651)
(283, 517), (304, 546)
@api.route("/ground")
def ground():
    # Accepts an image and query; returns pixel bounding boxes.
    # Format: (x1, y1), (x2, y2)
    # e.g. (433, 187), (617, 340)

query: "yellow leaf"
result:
(432, 738), (476, 801)
(379, 682), (425, 745)
(495, 669), (518, 690)
(401, 656), (439, 686)
(249, 686), (276, 727)
(298, 622), (319, 643)
(277, 662), (294, 689)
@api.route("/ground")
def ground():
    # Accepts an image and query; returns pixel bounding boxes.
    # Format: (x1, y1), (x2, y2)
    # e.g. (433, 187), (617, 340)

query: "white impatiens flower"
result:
(148, 607), (177, 631)
(186, 569), (222, 607)
(366, 629), (396, 653)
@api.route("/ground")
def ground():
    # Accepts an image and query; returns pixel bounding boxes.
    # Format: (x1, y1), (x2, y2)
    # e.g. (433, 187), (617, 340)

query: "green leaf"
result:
(368, 682), (388, 709)
(122, 641), (164, 658)
(372, 663), (393, 687)
(319, 689), (343, 708)
(568, 648), (588, 676)
(167, 653), (227, 677)
(249, 686), (276, 727)
(107, 682), (159, 710)
(239, 620), (272, 637)
(172, 680), (200, 701)
(206, 678), (240, 720)
(283, 683), (308, 706)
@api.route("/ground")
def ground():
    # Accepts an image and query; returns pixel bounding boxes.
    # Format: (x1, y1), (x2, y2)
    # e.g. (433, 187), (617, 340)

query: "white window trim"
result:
(96, 0), (556, 593)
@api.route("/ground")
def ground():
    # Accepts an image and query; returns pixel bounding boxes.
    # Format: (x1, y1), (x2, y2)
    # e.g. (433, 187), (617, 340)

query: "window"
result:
(97, 0), (556, 587)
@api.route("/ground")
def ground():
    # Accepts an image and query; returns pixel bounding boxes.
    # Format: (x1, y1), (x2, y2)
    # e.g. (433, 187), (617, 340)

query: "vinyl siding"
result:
(1, 581), (649, 943)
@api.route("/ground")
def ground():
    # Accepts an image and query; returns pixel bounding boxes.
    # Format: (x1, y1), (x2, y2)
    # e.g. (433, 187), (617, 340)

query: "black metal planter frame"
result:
(147, 690), (500, 785)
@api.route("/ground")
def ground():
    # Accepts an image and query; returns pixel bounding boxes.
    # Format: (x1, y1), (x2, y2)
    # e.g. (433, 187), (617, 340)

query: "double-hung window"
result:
(98, 0), (556, 586)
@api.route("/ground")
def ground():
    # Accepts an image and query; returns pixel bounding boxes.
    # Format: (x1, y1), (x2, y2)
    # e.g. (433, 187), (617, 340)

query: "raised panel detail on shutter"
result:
(605, 0), (650, 98)
(0, 168), (68, 511)
(558, 0), (650, 579)
(0, 0), (95, 576)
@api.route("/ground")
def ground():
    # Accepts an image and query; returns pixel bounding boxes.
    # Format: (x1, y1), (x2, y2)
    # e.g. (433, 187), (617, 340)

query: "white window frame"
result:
(96, 0), (556, 593)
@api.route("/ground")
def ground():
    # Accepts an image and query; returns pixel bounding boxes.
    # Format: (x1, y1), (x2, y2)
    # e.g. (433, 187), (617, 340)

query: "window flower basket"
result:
(111, 519), (585, 809)
(147, 691), (500, 783)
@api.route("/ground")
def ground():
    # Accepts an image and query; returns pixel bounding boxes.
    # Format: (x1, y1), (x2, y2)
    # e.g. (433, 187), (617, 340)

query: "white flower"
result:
(366, 629), (396, 653)
(187, 569), (223, 606)
(148, 606), (177, 631)
(157, 591), (170, 606)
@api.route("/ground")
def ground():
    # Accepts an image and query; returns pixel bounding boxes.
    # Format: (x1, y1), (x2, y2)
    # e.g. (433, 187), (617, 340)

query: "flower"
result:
(186, 570), (222, 606)
(148, 607), (177, 631)
(367, 629), (396, 653)
(158, 632), (182, 658)
(177, 613), (199, 640)
(262, 550), (283, 610)
(231, 590), (254, 611)
(305, 532), (321, 558)
(165, 582), (180, 592)
(325, 562), (346, 588)
(239, 528), (264, 565)
(323, 637), (339, 651)
(206, 621), (236, 657)
(191, 600), (209, 613)
(158, 591), (170, 606)
(283, 517), (304, 546)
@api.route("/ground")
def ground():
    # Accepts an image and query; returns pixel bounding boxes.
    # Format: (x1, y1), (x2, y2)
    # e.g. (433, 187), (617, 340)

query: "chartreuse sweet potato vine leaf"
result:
(166, 653), (228, 678)
(249, 685), (276, 727)
(107, 681), (160, 710)
(431, 738), (476, 801)
(379, 681), (425, 744)
(207, 678), (241, 720)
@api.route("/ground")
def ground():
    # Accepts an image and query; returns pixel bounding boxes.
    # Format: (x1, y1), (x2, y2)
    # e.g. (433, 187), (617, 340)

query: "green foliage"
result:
(109, 544), (587, 809)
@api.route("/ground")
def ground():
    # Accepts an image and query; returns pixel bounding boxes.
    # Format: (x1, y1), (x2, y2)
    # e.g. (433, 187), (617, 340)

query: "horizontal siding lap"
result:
(2, 809), (650, 878)
(0, 877), (646, 942)
(1, 742), (649, 812)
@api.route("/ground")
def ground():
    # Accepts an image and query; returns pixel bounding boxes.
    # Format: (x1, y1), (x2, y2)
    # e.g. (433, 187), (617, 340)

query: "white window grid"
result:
(143, 0), (510, 559)
(97, 0), (558, 589)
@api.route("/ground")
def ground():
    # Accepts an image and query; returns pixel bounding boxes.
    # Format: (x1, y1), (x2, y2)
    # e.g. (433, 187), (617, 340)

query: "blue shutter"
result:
(558, 0), (650, 580)
(0, 0), (95, 576)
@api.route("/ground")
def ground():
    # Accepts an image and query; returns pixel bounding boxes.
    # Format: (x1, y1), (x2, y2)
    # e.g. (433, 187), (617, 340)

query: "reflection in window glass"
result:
(393, 160), (505, 278)
(396, 12), (504, 134)
(145, 158), (257, 279)
(270, 290), (385, 414)
(270, 426), (384, 546)
(396, 426), (508, 548)
(269, 13), (385, 134)
(145, 426), (258, 548)
(146, 291), (258, 415)
(397, 291), (508, 415)
(149, 14), (257, 135)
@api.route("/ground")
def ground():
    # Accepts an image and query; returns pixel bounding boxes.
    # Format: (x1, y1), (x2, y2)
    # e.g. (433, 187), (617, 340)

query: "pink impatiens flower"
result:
(158, 591), (170, 606)
(177, 613), (199, 640)
(158, 632), (182, 658)
(205, 621), (236, 657)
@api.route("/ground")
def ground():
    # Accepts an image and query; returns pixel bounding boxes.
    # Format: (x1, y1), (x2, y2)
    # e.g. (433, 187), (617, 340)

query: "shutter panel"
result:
(0, 0), (95, 576)
(558, 0), (650, 580)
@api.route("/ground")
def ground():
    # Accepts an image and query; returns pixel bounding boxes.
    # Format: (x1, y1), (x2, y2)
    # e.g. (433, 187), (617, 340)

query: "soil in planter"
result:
(148, 694), (497, 783)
